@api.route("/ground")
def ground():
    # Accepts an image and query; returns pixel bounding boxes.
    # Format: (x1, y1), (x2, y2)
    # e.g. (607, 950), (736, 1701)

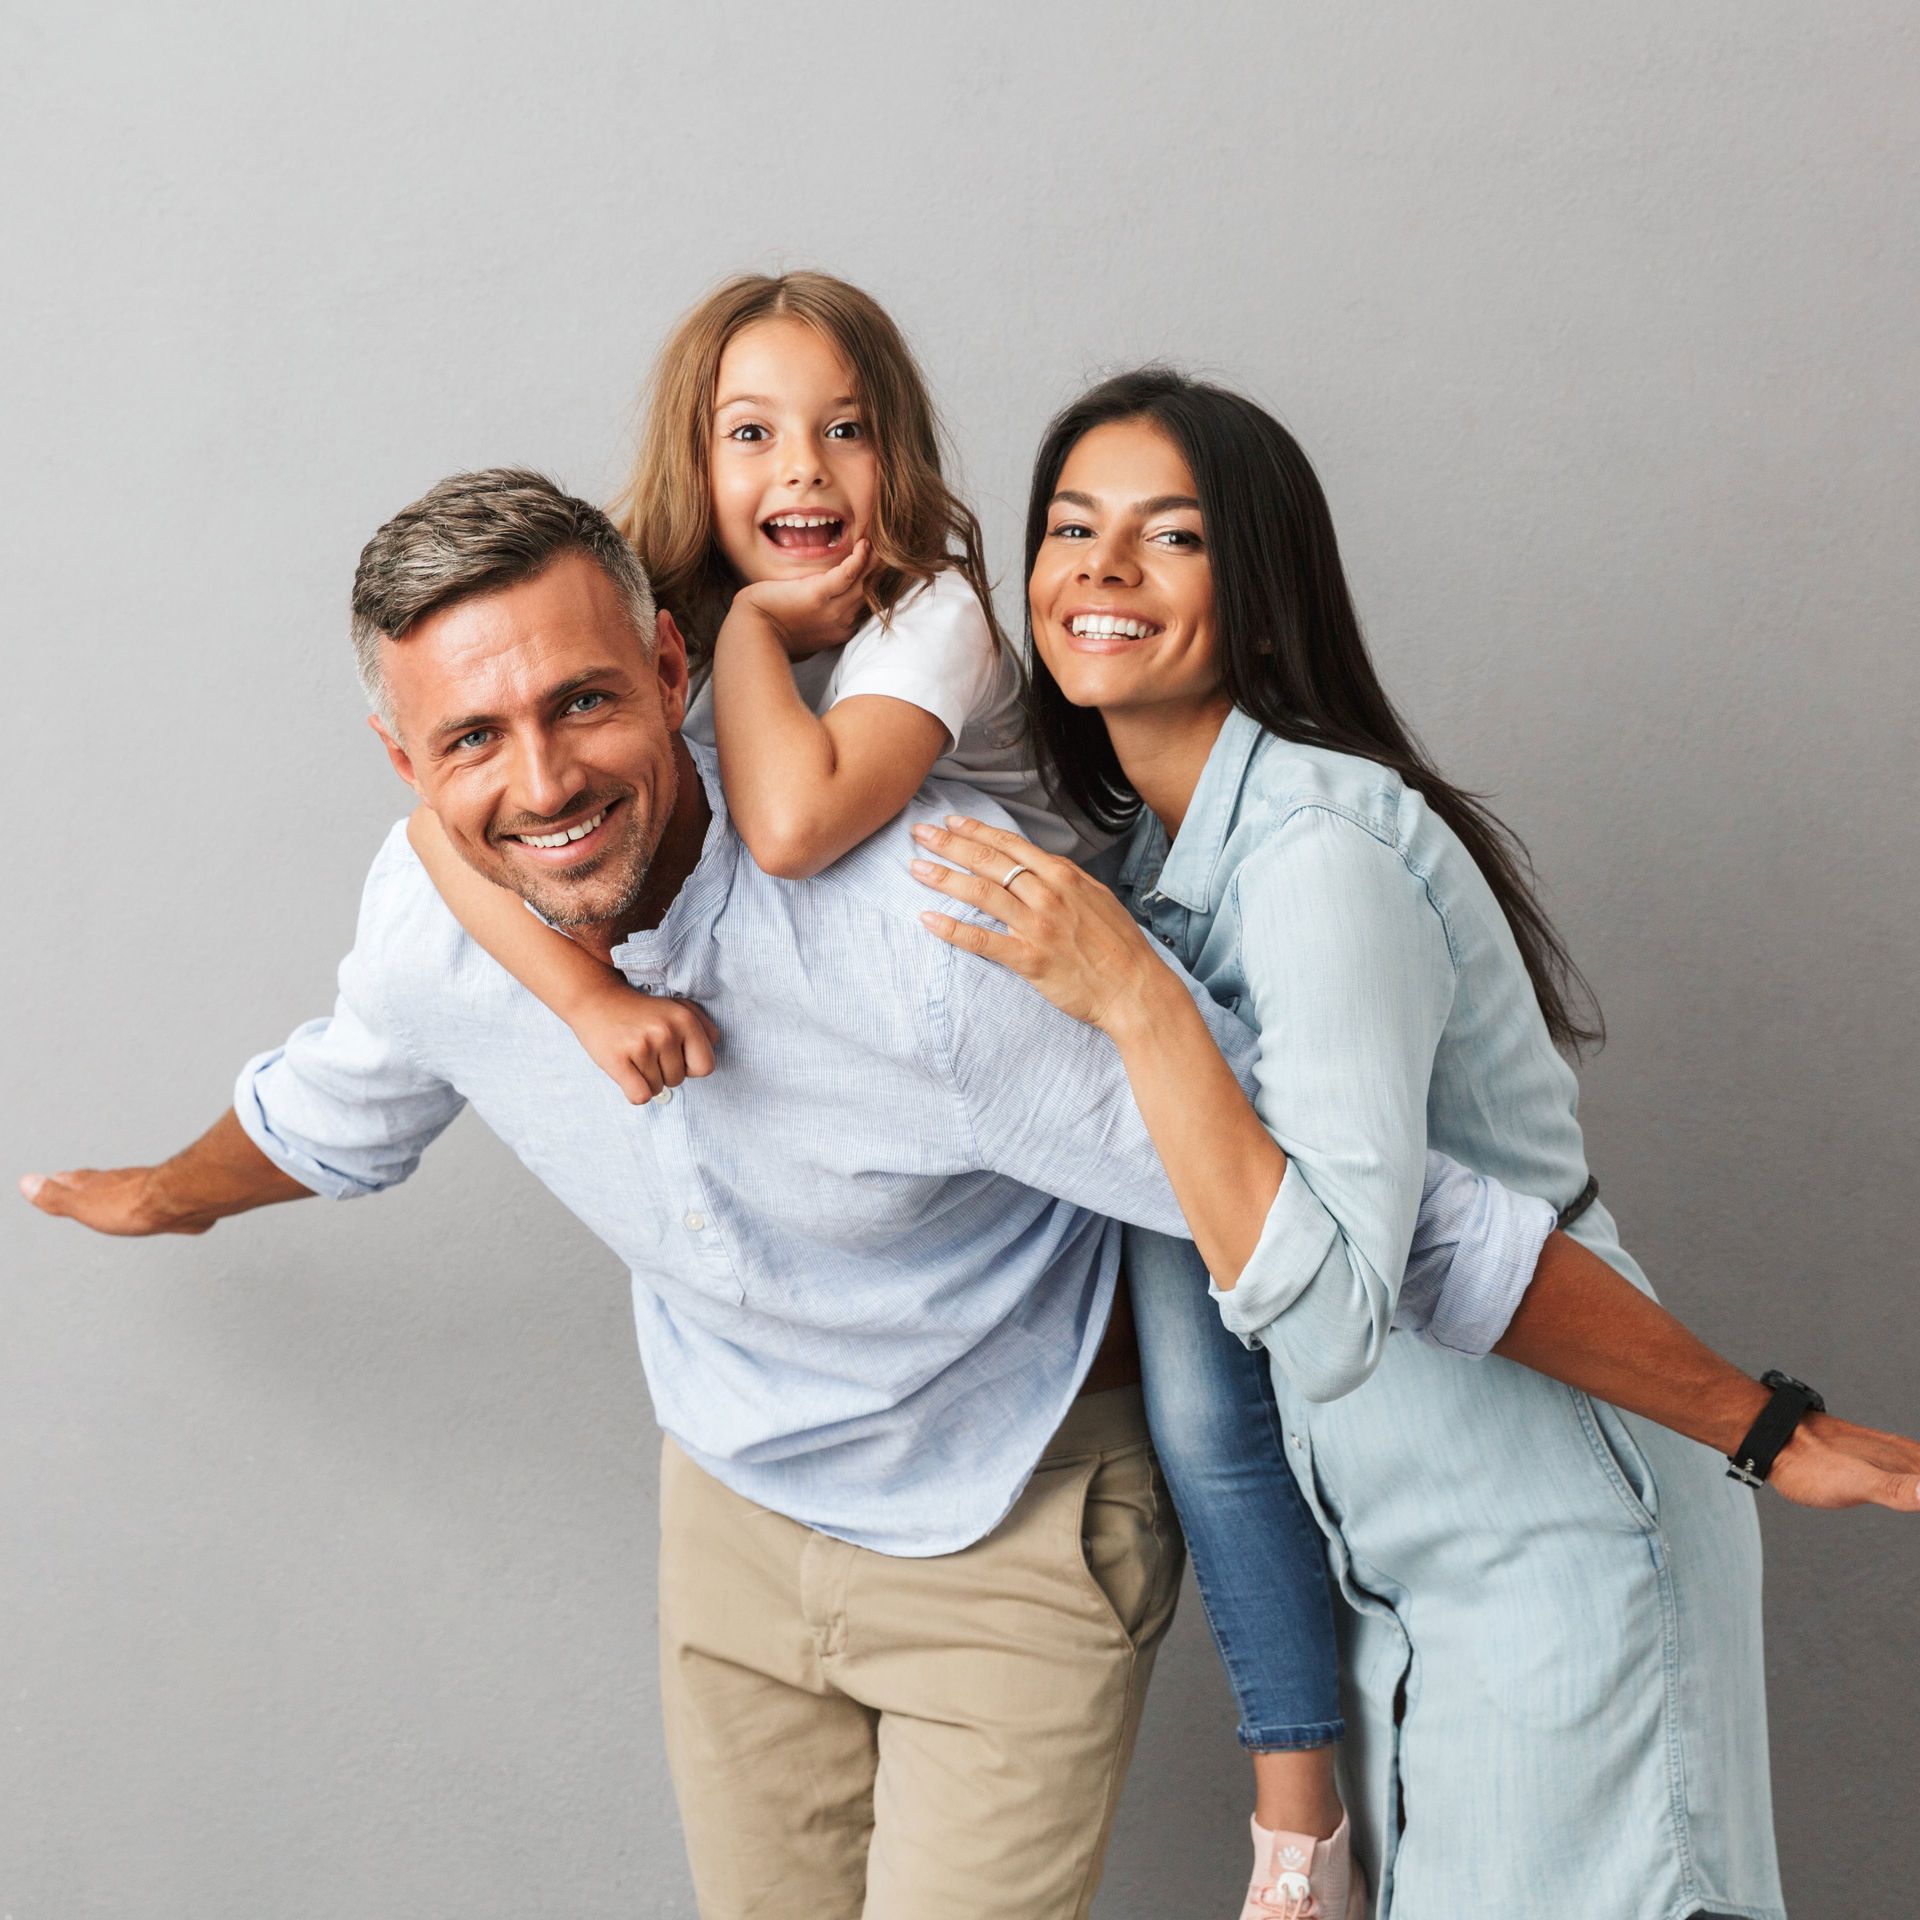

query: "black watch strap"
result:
(1726, 1371), (1826, 1488)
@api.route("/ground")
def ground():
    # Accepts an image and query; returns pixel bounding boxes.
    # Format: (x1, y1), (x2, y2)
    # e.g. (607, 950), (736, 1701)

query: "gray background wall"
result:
(3, 3), (1914, 1913)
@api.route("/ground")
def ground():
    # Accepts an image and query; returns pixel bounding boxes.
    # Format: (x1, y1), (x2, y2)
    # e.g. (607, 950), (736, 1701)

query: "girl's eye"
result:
(1152, 528), (1203, 549)
(826, 420), (864, 441)
(727, 423), (770, 443)
(566, 691), (608, 715)
(1048, 522), (1093, 540)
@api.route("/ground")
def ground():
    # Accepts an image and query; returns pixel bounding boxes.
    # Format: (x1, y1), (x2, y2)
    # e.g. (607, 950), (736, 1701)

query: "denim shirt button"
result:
(683, 1211), (706, 1232)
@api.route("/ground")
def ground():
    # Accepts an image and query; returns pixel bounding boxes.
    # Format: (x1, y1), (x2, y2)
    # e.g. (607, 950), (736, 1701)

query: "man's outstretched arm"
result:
(1497, 1229), (1920, 1514)
(19, 1108), (315, 1237)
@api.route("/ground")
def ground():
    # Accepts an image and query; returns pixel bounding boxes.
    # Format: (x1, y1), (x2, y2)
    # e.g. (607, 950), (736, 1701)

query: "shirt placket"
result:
(625, 979), (742, 1303)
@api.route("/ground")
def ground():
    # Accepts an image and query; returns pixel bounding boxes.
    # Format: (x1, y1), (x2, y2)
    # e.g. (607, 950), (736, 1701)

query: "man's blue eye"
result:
(569, 692), (607, 713)
(457, 731), (489, 751)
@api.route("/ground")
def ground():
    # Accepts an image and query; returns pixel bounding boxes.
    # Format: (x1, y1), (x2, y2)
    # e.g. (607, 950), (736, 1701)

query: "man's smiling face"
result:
(371, 548), (691, 940)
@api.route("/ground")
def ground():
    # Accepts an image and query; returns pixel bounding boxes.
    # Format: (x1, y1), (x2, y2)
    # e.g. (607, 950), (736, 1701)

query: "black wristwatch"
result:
(1725, 1371), (1825, 1489)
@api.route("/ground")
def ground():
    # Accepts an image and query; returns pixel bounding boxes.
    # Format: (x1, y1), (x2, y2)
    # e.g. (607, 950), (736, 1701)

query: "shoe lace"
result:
(1249, 1867), (1320, 1920)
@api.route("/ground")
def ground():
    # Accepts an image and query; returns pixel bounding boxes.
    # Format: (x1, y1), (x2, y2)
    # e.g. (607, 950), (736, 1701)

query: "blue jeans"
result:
(1126, 1224), (1345, 1750)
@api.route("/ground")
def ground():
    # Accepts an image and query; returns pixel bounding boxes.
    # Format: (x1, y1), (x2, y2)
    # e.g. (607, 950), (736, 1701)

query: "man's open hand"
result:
(18, 1167), (192, 1236)
(1770, 1411), (1920, 1512)
(18, 1111), (314, 1238)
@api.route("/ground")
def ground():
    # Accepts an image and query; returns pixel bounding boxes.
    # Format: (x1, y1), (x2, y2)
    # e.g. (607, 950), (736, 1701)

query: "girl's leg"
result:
(1125, 1224), (1356, 1909)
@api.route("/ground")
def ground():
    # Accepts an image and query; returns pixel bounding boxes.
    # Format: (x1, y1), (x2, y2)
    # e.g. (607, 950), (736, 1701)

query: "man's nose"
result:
(509, 731), (584, 819)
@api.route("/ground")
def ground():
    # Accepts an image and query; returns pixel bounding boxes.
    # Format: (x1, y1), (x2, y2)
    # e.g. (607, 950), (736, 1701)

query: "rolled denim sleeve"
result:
(1214, 807), (1456, 1401)
(234, 865), (466, 1199)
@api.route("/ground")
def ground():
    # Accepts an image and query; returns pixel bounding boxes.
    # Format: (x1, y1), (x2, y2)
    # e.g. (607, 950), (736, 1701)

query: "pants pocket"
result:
(1069, 1445), (1179, 1645)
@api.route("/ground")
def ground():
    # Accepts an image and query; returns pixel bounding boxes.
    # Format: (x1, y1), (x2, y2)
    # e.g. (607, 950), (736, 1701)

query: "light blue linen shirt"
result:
(236, 739), (1543, 1556)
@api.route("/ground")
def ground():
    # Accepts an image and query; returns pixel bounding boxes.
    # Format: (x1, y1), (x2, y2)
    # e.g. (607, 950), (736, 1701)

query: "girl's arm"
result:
(406, 808), (717, 1104)
(910, 813), (1920, 1512)
(711, 546), (956, 880)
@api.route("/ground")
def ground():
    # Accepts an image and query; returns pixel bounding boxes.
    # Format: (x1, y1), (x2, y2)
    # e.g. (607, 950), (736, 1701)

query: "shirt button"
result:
(655, 1087), (674, 1106)
(1291, 1436), (1304, 1452)
(683, 1211), (706, 1233)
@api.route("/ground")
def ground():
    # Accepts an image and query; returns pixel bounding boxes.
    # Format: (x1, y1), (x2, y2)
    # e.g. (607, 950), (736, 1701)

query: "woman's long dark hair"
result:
(1024, 368), (1603, 1055)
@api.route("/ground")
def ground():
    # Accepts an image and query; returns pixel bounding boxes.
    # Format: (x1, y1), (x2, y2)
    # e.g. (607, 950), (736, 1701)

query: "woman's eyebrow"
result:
(1048, 489), (1201, 513)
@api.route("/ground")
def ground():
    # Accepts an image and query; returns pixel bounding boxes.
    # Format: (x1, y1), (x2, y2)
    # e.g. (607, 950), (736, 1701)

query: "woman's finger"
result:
(910, 858), (1030, 925)
(911, 822), (1055, 892)
(917, 910), (1030, 972)
(940, 815), (1055, 868)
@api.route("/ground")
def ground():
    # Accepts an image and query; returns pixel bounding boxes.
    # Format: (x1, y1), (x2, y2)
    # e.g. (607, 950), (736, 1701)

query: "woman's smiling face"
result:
(1028, 417), (1224, 720)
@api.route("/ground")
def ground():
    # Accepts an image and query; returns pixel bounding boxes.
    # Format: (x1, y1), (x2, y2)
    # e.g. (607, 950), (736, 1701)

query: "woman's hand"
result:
(734, 540), (872, 658)
(910, 814), (1164, 1035)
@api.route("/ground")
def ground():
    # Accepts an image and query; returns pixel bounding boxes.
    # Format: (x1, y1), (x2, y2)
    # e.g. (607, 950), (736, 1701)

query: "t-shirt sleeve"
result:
(825, 573), (1003, 751)
(233, 837), (467, 1198)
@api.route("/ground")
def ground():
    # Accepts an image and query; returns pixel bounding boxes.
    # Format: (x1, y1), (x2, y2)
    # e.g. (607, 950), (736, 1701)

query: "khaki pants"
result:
(657, 1385), (1183, 1919)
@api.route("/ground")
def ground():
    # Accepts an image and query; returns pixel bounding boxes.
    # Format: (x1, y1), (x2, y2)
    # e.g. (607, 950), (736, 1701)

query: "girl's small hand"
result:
(910, 815), (1163, 1036)
(571, 984), (721, 1105)
(736, 540), (872, 658)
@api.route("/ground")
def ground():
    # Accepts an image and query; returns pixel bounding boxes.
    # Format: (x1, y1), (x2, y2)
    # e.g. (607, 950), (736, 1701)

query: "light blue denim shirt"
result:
(1118, 707), (1590, 1400)
(236, 739), (1543, 1556)
(1116, 709), (1780, 1917)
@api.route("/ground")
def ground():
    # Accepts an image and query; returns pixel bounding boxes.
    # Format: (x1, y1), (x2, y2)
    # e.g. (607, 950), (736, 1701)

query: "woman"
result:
(907, 369), (1911, 1917)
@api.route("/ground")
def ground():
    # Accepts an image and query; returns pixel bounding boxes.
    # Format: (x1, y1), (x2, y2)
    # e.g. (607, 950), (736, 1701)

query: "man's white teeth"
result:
(766, 514), (840, 528)
(1069, 615), (1157, 639)
(519, 808), (606, 849)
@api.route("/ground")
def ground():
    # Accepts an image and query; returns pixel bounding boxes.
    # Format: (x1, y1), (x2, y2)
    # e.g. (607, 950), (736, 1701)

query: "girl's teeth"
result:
(521, 809), (606, 849)
(768, 514), (839, 528)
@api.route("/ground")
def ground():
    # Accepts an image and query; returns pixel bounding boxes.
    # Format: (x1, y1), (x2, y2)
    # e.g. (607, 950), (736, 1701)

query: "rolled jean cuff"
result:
(1240, 1715), (1346, 1753)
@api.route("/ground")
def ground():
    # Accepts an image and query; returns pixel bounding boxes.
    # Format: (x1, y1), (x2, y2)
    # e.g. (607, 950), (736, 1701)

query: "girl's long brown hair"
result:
(612, 271), (1004, 668)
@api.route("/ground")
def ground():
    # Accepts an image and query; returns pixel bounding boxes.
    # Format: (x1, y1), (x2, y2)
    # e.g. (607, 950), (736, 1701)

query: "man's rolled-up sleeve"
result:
(1392, 1151), (1558, 1357)
(235, 885), (465, 1200)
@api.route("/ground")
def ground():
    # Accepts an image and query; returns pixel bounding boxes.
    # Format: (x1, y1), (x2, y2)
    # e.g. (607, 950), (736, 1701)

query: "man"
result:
(23, 472), (1916, 1919)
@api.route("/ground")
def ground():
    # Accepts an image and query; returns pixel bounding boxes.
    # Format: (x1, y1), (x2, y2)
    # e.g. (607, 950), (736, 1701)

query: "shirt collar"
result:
(607, 735), (738, 977)
(1146, 707), (1266, 913)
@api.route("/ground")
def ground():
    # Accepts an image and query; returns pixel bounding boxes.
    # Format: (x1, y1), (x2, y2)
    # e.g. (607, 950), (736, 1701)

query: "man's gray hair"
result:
(350, 468), (656, 723)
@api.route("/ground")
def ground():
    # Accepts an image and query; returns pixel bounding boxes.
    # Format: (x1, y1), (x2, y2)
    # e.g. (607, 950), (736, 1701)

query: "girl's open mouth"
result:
(762, 513), (846, 555)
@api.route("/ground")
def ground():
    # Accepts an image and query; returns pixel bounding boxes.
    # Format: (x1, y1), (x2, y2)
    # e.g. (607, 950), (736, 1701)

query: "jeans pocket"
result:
(1069, 1445), (1177, 1646)
(1576, 1393), (1663, 1533)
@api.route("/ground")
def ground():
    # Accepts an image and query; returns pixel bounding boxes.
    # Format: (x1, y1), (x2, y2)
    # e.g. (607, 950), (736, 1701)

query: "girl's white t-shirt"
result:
(682, 568), (1091, 858)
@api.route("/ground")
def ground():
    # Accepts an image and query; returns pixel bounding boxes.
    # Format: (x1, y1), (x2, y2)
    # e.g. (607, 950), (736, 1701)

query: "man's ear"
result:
(654, 606), (691, 731)
(368, 713), (423, 796)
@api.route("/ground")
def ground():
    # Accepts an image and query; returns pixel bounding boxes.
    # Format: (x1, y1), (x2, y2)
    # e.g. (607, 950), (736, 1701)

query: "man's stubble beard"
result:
(487, 779), (665, 935)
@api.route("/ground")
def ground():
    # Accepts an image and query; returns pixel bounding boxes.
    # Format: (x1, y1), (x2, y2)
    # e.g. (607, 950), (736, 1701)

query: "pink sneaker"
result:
(1239, 1813), (1370, 1919)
